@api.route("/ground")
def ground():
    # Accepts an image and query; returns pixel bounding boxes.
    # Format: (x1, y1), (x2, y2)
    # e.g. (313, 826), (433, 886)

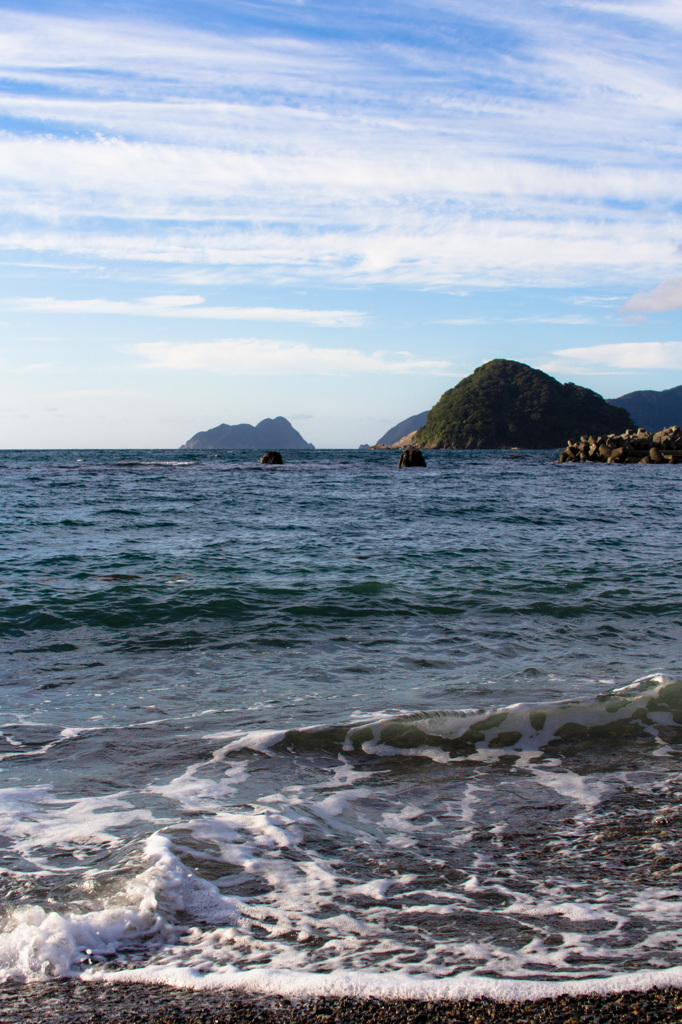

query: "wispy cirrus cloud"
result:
(0, 5), (681, 287)
(0, 216), (672, 288)
(439, 314), (596, 325)
(570, 295), (625, 306)
(570, 1), (682, 31)
(4, 295), (366, 327)
(131, 338), (452, 376)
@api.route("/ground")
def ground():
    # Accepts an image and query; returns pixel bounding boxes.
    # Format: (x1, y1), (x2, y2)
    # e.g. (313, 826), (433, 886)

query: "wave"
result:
(217, 674), (682, 762)
(2, 677), (682, 996)
(3, 585), (676, 636)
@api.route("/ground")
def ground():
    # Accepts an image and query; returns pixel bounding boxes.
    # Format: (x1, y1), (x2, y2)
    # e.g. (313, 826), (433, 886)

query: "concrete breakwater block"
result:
(559, 425), (682, 463)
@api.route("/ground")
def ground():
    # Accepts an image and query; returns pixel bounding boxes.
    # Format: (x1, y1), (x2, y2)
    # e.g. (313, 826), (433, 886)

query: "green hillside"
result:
(415, 359), (635, 449)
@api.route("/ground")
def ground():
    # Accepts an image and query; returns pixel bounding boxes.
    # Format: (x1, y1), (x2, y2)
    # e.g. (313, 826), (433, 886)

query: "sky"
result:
(2, 0), (682, 448)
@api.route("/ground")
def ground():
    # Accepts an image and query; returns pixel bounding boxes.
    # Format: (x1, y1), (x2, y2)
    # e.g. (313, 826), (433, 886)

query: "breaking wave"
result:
(220, 674), (682, 762)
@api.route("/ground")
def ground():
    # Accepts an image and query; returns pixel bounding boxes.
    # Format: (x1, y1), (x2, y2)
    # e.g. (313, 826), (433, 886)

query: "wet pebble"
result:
(2, 983), (682, 1024)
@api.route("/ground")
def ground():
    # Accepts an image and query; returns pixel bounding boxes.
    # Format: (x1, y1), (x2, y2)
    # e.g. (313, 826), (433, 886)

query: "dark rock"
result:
(398, 449), (426, 467)
(260, 451), (283, 464)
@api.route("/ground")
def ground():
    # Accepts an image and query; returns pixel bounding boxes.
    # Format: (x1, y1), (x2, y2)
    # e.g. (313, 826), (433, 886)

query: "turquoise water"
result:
(1, 449), (682, 999)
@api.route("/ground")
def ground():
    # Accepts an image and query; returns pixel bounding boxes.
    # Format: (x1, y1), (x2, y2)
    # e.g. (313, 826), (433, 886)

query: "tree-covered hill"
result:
(415, 359), (635, 449)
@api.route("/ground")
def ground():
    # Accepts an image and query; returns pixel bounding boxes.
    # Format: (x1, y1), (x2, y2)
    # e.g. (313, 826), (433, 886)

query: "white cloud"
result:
(571, 1), (682, 31)
(131, 338), (452, 375)
(4, 296), (366, 327)
(0, 6), (680, 288)
(437, 317), (491, 325)
(0, 135), (680, 217)
(570, 295), (625, 306)
(0, 216), (673, 288)
(55, 389), (143, 398)
(622, 275), (682, 314)
(542, 341), (682, 374)
(512, 314), (596, 325)
(438, 314), (595, 325)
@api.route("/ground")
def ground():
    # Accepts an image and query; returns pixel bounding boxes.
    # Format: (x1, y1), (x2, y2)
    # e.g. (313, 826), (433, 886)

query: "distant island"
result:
(371, 360), (634, 450)
(607, 385), (682, 433)
(181, 416), (314, 450)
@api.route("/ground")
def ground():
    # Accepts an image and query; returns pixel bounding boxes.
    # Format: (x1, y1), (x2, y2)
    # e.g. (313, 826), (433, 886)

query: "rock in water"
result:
(260, 451), (283, 464)
(415, 359), (634, 449)
(398, 449), (426, 467)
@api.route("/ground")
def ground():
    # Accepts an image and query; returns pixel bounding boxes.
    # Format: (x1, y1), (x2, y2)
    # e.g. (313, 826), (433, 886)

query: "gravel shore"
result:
(1, 982), (682, 1024)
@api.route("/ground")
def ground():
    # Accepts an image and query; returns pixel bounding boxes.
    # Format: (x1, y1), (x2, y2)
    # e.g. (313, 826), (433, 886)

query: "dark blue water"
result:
(1, 449), (682, 999)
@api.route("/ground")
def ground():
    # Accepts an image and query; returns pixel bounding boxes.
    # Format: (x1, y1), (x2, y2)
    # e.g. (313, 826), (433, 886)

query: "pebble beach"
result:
(2, 982), (682, 1024)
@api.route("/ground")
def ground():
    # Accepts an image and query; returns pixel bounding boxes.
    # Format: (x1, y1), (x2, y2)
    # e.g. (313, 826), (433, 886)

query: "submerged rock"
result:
(260, 451), (283, 465)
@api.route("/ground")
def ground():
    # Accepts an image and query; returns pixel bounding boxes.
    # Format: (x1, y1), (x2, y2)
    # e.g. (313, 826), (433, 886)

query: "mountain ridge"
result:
(374, 411), (428, 447)
(607, 385), (682, 433)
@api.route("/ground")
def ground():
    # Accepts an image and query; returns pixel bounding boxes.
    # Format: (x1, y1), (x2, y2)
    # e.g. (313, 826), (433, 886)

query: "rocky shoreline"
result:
(559, 424), (682, 463)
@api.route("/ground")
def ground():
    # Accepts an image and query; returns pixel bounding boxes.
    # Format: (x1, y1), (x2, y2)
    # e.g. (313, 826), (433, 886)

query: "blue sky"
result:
(2, 0), (682, 447)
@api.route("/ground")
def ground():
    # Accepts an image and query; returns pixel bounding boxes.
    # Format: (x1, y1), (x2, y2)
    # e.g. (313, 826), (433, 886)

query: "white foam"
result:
(0, 787), (154, 870)
(504, 900), (619, 923)
(83, 961), (682, 1003)
(358, 739), (452, 763)
(214, 729), (288, 758)
(0, 831), (247, 982)
(0, 833), (176, 982)
(148, 763), (249, 811)
(530, 769), (610, 807)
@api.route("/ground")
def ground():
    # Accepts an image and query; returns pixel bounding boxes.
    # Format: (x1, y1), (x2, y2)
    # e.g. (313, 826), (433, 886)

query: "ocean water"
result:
(1, 448), (682, 1002)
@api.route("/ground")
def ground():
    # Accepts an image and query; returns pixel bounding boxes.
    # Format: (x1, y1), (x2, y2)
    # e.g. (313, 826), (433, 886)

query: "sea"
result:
(1, 447), (682, 1004)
